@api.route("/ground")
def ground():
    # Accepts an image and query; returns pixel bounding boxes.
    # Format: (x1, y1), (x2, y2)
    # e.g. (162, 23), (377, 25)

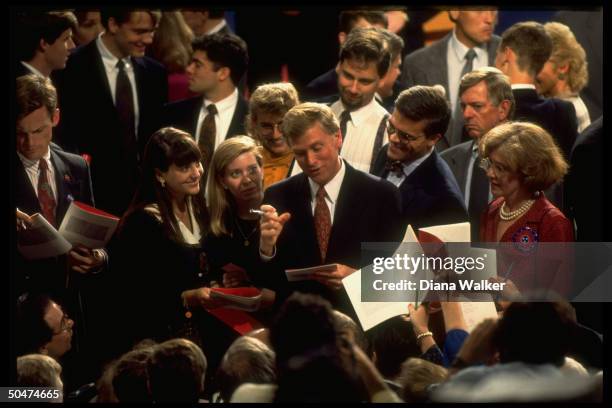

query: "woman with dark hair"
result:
(113, 127), (213, 349)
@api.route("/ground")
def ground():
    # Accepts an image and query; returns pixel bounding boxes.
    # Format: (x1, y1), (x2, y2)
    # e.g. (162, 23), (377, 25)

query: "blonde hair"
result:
(281, 102), (339, 145)
(17, 354), (63, 390)
(544, 22), (589, 94)
(479, 121), (569, 192)
(246, 82), (300, 138)
(397, 358), (448, 402)
(207, 136), (263, 236)
(151, 11), (194, 72)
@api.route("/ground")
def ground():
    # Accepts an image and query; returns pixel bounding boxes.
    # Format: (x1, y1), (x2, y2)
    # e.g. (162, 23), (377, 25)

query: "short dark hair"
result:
(376, 27), (404, 62)
(493, 299), (576, 366)
(16, 75), (57, 122)
(112, 347), (154, 403)
(338, 9), (388, 34)
(339, 27), (390, 78)
(192, 33), (249, 86)
(499, 21), (552, 78)
(395, 85), (451, 138)
(15, 10), (77, 61)
(147, 338), (207, 403)
(15, 293), (54, 356)
(368, 316), (421, 379)
(99, 8), (161, 30)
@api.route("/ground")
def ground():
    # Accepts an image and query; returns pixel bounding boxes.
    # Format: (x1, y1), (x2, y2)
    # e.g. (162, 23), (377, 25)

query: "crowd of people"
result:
(12, 7), (604, 403)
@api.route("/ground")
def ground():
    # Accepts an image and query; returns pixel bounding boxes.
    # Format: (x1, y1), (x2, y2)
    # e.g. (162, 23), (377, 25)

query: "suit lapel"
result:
(88, 43), (116, 112)
(15, 156), (40, 214)
(328, 165), (364, 259)
(294, 174), (321, 262)
(225, 95), (247, 139)
(434, 34), (451, 92)
(50, 150), (72, 223)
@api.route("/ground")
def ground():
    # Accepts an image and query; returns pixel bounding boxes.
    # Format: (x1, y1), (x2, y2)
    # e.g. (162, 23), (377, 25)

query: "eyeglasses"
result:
(258, 121), (283, 135)
(226, 164), (261, 180)
(387, 121), (422, 144)
(51, 312), (72, 336)
(479, 157), (510, 176)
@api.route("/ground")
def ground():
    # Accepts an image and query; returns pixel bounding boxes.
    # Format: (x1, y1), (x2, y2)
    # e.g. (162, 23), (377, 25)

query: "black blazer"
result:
(55, 40), (168, 216)
(512, 88), (578, 159)
(263, 162), (403, 317)
(162, 92), (248, 141)
(372, 146), (468, 232)
(304, 68), (338, 102)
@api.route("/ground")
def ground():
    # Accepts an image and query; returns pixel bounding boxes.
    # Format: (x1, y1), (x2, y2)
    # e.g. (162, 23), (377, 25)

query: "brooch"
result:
(512, 226), (539, 254)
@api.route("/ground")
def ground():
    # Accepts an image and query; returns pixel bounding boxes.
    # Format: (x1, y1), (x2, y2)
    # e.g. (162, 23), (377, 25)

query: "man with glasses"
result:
(246, 82), (300, 190)
(372, 86), (467, 231)
(441, 67), (514, 241)
(56, 8), (167, 216)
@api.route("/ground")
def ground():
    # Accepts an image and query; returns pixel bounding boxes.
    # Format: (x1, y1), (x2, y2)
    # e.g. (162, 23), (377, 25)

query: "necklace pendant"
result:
(244, 239), (249, 246)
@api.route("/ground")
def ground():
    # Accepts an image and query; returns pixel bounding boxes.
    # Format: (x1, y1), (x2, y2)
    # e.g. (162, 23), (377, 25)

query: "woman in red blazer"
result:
(478, 121), (573, 297)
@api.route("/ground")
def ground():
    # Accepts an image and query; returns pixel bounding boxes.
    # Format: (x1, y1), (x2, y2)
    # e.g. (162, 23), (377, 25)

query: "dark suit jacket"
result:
(55, 40), (168, 216)
(440, 140), (487, 240)
(15, 145), (95, 300)
(372, 145), (467, 232)
(304, 68), (338, 101)
(162, 93), (248, 141)
(565, 116), (604, 241)
(400, 33), (501, 150)
(512, 88), (578, 160)
(263, 162), (403, 318)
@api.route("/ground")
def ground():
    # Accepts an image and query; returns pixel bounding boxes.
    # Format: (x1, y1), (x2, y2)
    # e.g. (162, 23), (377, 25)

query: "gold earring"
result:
(160, 179), (166, 188)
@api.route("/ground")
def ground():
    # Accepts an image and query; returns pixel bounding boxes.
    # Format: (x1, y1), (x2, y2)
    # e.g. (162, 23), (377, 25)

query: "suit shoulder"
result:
(349, 166), (398, 196)
(52, 146), (87, 166)
(440, 141), (471, 159)
(137, 55), (166, 73)
(404, 35), (448, 63)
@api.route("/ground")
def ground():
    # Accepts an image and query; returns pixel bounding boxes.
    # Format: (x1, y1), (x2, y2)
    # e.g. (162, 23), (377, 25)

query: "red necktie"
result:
(38, 158), (56, 226)
(314, 186), (331, 262)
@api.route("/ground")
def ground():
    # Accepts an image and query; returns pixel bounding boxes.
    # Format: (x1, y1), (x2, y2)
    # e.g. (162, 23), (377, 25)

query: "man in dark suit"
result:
(163, 33), (248, 170)
(259, 103), (403, 319)
(181, 8), (233, 39)
(495, 21), (578, 160)
(372, 86), (467, 232)
(441, 67), (514, 241)
(304, 10), (388, 102)
(56, 8), (167, 217)
(15, 75), (105, 390)
(401, 9), (500, 151)
(13, 10), (77, 80)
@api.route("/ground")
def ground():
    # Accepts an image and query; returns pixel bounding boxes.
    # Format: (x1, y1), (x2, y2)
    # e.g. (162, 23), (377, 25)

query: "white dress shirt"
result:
(18, 148), (57, 201)
(330, 98), (389, 173)
(96, 34), (140, 136)
(307, 158), (346, 224)
(385, 147), (434, 187)
(196, 87), (239, 150)
(447, 29), (489, 114)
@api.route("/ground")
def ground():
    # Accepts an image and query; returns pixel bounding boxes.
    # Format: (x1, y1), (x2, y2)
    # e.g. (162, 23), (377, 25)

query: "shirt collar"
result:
(450, 28), (487, 63)
(203, 87), (238, 115)
(18, 148), (52, 169)
(340, 97), (380, 128)
(20, 61), (47, 78)
(401, 147), (434, 176)
(308, 157), (345, 204)
(511, 83), (536, 90)
(206, 20), (227, 35)
(97, 34), (132, 72)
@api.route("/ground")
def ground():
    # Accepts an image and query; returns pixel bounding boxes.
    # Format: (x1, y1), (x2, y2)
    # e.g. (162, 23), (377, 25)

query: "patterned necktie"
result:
(198, 104), (217, 166)
(115, 60), (137, 158)
(38, 158), (56, 226)
(314, 186), (332, 263)
(452, 48), (478, 147)
(339, 110), (351, 153)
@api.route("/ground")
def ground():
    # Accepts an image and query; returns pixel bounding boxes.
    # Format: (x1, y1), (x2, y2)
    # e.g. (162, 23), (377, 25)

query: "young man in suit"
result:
(163, 33), (249, 170)
(371, 86), (467, 232)
(14, 10), (77, 79)
(441, 67), (514, 241)
(401, 9), (500, 151)
(495, 21), (578, 160)
(259, 102), (403, 319)
(56, 8), (168, 217)
(15, 75), (105, 389)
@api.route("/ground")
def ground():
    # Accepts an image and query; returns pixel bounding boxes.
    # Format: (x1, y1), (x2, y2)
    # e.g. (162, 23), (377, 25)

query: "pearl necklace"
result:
(499, 199), (535, 221)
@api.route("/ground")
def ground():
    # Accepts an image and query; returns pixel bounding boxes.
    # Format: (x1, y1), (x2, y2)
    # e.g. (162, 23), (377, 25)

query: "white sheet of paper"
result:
(17, 213), (72, 260)
(58, 202), (119, 248)
(419, 222), (471, 242)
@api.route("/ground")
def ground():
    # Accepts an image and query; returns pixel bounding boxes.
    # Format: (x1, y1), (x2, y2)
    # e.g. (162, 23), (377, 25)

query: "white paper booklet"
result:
(17, 201), (118, 260)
